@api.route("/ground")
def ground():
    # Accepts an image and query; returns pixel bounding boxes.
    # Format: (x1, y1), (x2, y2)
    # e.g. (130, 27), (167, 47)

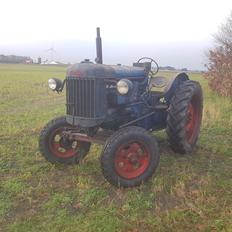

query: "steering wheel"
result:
(137, 57), (159, 77)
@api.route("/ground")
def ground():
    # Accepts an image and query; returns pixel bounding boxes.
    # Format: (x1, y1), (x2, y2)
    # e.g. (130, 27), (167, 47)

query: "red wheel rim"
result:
(48, 128), (79, 158)
(114, 142), (151, 179)
(185, 98), (200, 144)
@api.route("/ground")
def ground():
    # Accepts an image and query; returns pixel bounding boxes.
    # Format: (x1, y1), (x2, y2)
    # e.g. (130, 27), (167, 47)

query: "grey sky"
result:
(0, 0), (231, 69)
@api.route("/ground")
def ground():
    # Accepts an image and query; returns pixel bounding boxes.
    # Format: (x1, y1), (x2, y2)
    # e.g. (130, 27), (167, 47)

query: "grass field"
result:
(0, 64), (231, 232)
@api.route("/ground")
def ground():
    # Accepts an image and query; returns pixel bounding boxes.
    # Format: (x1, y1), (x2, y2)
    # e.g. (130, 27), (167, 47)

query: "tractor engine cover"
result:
(66, 60), (147, 127)
(66, 60), (146, 79)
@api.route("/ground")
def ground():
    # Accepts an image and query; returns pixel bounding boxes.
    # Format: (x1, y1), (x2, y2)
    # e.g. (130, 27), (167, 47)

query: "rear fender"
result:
(164, 72), (189, 104)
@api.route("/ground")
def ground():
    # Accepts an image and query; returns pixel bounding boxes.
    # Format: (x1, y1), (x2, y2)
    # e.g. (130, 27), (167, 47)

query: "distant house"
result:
(159, 66), (176, 71)
(49, 61), (59, 65)
(0, 55), (33, 64)
(25, 58), (33, 64)
(42, 60), (64, 65)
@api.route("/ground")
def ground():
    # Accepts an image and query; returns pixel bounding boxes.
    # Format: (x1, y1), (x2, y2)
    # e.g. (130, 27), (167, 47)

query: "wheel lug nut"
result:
(118, 162), (124, 168)
(137, 149), (143, 156)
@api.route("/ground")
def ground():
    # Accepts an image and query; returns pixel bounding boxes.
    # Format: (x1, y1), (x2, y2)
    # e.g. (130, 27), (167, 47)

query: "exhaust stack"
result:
(95, 27), (103, 64)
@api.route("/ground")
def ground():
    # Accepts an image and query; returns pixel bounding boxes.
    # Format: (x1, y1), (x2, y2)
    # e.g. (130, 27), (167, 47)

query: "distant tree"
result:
(205, 12), (232, 97)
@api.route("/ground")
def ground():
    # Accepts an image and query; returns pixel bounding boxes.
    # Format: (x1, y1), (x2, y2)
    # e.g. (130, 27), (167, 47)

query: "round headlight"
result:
(48, 78), (57, 90)
(48, 78), (63, 91)
(117, 79), (132, 95)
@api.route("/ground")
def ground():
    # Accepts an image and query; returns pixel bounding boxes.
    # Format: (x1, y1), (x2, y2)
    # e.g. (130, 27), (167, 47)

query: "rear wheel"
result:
(166, 80), (203, 153)
(101, 126), (160, 187)
(39, 116), (90, 164)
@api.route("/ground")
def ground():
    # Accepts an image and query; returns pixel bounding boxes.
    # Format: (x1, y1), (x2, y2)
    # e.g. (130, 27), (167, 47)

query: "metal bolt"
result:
(118, 162), (124, 168)
(137, 148), (143, 156)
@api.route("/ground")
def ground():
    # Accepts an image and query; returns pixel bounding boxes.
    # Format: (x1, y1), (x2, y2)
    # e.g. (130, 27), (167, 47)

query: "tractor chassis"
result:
(62, 129), (114, 145)
(61, 107), (168, 146)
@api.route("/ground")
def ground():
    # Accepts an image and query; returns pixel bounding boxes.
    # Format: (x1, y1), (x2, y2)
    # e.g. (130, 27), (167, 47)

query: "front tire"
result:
(39, 116), (90, 164)
(166, 80), (203, 154)
(101, 126), (160, 187)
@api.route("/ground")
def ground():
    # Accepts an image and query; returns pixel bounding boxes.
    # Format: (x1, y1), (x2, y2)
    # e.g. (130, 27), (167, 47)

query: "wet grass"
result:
(0, 64), (231, 231)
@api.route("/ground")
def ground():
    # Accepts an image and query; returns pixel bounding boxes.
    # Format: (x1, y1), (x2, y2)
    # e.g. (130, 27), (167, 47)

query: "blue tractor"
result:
(39, 28), (203, 187)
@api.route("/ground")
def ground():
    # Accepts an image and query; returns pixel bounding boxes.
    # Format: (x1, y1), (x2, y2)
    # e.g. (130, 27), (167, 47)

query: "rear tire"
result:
(166, 80), (203, 154)
(39, 116), (90, 164)
(101, 126), (160, 187)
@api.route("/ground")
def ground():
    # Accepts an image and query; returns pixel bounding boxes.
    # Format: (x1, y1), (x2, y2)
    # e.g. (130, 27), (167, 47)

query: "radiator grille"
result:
(66, 77), (106, 118)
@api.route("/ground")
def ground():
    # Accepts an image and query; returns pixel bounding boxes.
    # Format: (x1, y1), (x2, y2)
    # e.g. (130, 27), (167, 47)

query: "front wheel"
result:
(39, 116), (91, 164)
(100, 126), (160, 187)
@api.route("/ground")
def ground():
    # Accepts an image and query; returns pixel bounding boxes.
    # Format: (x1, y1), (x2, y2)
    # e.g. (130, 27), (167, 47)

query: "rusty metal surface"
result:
(62, 129), (114, 145)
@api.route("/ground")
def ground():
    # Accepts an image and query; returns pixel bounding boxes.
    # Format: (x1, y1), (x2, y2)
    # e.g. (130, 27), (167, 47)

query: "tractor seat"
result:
(149, 76), (168, 89)
(149, 76), (168, 97)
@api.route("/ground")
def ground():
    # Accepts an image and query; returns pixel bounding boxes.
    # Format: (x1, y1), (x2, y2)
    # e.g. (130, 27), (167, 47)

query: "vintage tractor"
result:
(39, 28), (203, 187)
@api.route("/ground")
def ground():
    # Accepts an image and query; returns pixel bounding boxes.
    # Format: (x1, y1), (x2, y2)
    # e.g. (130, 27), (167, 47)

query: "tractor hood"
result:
(66, 60), (146, 79)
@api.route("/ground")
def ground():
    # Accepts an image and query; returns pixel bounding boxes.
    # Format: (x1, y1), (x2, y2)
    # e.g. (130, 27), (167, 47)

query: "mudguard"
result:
(164, 72), (189, 104)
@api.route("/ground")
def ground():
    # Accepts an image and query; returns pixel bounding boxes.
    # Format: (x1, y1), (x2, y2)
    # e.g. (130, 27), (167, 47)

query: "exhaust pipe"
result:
(95, 27), (103, 64)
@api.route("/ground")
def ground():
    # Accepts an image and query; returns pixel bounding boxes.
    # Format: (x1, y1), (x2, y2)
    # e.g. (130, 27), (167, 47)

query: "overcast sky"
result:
(0, 0), (231, 69)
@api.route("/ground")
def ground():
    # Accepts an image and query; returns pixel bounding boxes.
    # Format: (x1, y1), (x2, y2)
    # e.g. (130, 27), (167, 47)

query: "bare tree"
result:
(214, 12), (232, 49)
(205, 12), (232, 97)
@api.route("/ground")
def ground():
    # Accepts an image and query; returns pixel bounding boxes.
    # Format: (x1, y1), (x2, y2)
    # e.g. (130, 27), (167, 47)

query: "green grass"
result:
(0, 64), (231, 232)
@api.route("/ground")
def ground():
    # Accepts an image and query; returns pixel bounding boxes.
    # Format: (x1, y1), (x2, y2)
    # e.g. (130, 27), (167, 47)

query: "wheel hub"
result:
(114, 142), (151, 179)
(59, 137), (73, 149)
(49, 128), (79, 158)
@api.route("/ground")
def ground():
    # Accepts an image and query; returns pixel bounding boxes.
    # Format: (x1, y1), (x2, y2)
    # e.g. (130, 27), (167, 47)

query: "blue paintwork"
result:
(109, 65), (146, 78)
(66, 61), (189, 131)
(67, 62), (146, 79)
(67, 61), (152, 118)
